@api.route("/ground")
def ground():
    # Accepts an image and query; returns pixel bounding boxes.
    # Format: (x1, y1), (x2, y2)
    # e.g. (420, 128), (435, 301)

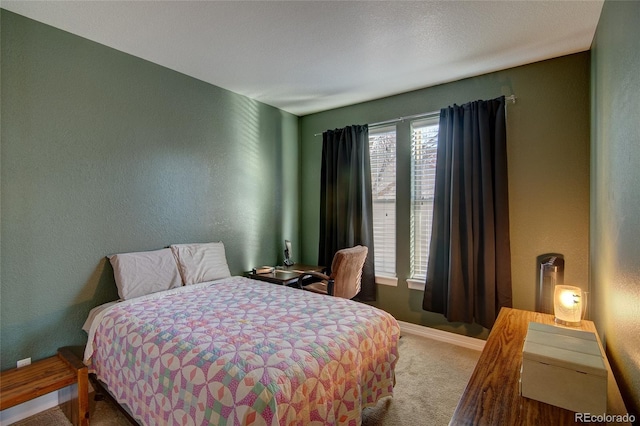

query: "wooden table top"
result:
(449, 308), (630, 426)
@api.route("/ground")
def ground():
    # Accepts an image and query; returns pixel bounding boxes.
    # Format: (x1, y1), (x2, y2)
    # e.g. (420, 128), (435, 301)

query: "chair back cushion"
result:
(330, 245), (368, 299)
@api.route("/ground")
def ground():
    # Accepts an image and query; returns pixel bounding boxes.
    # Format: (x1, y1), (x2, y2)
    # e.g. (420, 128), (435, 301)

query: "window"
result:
(410, 117), (439, 282)
(369, 126), (396, 280)
(367, 115), (439, 290)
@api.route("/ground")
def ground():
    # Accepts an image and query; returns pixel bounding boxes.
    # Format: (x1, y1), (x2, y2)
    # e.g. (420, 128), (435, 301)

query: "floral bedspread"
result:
(85, 276), (399, 425)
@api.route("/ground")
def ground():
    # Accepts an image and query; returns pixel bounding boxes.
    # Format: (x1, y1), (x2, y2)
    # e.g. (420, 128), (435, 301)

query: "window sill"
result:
(406, 278), (425, 291)
(375, 275), (398, 287)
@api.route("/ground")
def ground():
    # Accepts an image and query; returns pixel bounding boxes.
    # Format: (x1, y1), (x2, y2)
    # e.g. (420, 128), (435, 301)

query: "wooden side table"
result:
(0, 347), (89, 426)
(450, 308), (630, 425)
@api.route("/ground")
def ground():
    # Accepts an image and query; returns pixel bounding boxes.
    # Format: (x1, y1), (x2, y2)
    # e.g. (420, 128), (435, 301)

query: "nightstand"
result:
(0, 347), (89, 426)
(246, 264), (325, 286)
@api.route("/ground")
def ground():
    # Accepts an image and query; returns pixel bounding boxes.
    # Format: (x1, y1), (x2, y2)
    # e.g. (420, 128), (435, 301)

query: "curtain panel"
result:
(423, 96), (512, 329)
(319, 125), (376, 301)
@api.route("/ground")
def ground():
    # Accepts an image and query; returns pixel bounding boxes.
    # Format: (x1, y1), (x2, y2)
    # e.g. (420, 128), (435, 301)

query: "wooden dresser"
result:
(450, 308), (630, 425)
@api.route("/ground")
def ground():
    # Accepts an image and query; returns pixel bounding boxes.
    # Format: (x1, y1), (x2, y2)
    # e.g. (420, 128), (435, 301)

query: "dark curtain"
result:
(422, 96), (512, 329)
(319, 124), (376, 301)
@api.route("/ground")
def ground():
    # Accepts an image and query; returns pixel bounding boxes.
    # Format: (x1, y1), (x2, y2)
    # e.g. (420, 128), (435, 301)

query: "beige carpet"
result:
(362, 334), (480, 425)
(12, 333), (480, 426)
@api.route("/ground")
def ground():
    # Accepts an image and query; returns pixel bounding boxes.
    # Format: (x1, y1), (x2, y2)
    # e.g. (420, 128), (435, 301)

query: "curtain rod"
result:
(314, 94), (517, 137)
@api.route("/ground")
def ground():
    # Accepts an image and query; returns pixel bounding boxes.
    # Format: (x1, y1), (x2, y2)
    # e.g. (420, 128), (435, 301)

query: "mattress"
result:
(84, 276), (399, 425)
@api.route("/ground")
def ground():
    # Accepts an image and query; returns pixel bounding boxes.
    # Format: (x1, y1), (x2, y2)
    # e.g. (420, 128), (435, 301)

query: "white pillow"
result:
(108, 248), (182, 300)
(170, 242), (231, 285)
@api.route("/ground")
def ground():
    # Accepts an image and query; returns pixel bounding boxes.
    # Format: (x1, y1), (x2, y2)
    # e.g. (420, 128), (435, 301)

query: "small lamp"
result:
(554, 285), (583, 326)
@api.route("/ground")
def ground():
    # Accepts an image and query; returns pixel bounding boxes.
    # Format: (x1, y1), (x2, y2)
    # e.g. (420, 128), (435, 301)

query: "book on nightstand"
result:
(252, 266), (275, 274)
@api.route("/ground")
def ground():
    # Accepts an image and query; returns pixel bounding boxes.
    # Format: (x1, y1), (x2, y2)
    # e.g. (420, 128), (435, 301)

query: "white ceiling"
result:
(2, 1), (604, 116)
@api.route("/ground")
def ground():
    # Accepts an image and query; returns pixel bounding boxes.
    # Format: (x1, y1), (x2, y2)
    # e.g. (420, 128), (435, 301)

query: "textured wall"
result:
(591, 0), (640, 416)
(299, 53), (591, 338)
(1, 10), (299, 370)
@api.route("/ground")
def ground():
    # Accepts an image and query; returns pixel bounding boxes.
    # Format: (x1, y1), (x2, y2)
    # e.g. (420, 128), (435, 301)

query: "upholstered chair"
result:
(299, 245), (368, 299)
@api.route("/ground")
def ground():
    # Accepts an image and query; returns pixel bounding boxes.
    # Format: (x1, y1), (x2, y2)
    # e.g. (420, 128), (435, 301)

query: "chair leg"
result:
(327, 279), (335, 296)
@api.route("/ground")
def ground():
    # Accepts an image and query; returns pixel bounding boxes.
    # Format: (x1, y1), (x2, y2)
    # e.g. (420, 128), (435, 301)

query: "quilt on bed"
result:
(85, 276), (399, 426)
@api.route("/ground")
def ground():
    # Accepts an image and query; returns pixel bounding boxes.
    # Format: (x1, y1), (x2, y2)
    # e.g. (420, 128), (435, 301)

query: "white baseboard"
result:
(398, 320), (486, 352)
(0, 390), (60, 426)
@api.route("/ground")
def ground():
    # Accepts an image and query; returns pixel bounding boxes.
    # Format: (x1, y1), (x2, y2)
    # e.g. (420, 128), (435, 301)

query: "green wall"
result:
(299, 53), (591, 338)
(4, 2), (637, 416)
(591, 0), (640, 416)
(0, 10), (299, 370)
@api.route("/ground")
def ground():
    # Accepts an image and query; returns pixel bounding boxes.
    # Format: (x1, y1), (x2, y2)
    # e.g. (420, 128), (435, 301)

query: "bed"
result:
(83, 243), (399, 426)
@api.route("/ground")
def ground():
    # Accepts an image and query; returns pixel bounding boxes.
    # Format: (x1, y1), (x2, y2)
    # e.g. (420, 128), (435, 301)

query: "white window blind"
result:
(411, 117), (439, 279)
(369, 125), (396, 277)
